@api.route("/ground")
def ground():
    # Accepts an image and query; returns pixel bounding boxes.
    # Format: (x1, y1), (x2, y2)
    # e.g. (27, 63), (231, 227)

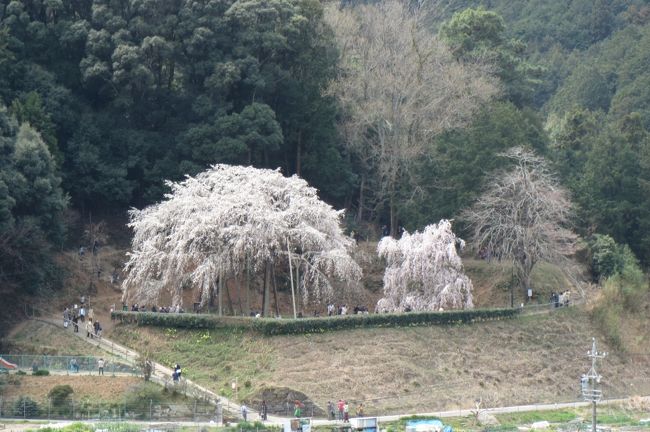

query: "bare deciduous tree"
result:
(326, 1), (498, 233)
(461, 147), (576, 303)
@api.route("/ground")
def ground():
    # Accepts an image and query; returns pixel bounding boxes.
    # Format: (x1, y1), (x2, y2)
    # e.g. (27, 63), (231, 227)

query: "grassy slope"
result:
(3, 320), (108, 357)
(464, 258), (574, 308)
(108, 308), (650, 416)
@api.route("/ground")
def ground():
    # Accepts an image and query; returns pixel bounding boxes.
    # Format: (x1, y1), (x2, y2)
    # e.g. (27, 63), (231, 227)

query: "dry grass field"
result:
(4, 320), (108, 357)
(108, 308), (650, 416)
(0, 375), (142, 401)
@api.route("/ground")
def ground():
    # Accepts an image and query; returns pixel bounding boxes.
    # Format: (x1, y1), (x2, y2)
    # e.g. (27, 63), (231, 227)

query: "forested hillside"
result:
(1, 0), (649, 299)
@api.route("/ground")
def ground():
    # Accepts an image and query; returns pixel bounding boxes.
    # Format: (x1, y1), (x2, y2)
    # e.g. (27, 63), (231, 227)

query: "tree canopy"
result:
(2, 0), (650, 301)
(122, 164), (361, 313)
(0, 105), (67, 293)
(327, 0), (498, 235)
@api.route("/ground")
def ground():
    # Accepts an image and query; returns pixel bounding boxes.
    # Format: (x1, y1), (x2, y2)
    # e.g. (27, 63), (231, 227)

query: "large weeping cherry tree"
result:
(122, 164), (362, 316)
(376, 219), (474, 312)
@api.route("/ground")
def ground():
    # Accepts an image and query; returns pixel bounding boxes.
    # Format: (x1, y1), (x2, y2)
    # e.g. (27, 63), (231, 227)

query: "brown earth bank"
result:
(0, 375), (142, 401)
(106, 308), (650, 417)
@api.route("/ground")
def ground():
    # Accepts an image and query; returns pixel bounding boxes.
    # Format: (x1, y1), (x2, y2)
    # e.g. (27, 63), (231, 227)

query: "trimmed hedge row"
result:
(112, 311), (253, 329)
(112, 308), (520, 335)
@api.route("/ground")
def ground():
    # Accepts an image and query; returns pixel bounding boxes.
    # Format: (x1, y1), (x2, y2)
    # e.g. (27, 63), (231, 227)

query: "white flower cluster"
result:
(376, 220), (474, 312)
(122, 164), (361, 307)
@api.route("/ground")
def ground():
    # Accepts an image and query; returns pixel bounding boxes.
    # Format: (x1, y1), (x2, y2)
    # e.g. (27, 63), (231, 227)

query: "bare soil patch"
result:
(1, 375), (141, 401)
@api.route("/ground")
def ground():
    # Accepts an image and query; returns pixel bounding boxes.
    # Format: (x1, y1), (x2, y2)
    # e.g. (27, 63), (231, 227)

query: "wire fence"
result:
(0, 354), (141, 376)
(0, 396), (220, 422)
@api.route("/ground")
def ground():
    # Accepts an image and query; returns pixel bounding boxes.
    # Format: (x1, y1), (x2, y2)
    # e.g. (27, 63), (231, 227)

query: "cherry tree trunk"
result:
(272, 264), (280, 317)
(225, 277), (235, 315)
(262, 262), (271, 316)
(218, 273), (223, 316)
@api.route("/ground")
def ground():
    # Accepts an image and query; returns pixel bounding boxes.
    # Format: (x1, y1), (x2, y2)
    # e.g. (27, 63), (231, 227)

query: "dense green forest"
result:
(1, 0), (650, 295)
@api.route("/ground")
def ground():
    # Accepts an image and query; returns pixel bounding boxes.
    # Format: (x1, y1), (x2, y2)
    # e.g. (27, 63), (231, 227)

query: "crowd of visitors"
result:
(236, 399), (365, 422)
(326, 304), (369, 316)
(324, 400), (365, 422)
(550, 290), (571, 307)
(119, 301), (375, 319)
(67, 357), (107, 375)
(124, 303), (185, 313)
(62, 301), (102, 338)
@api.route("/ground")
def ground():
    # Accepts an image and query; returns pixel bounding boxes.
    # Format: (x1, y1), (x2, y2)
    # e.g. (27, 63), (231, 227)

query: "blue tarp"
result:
(405, 420), (452, 432)
(405, 420), (444, 428)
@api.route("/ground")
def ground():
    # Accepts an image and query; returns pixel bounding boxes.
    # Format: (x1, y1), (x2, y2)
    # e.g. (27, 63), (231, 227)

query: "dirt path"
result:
(30, 315), (254, 419)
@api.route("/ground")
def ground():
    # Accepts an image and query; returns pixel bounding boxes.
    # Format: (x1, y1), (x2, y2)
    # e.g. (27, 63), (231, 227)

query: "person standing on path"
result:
(343, 401), (349, 422)
(327, 401), (335, 420)
(241, 404), (248, 422)
(86, 318), (94, 338)
(261, 400), (268, 421)
(98, 358), (105, 375)
(337, 399), (344, 421)
(356, 403), (364, 418)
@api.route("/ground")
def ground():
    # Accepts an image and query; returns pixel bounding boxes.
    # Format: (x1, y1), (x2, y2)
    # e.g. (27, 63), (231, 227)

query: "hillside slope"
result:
(108, 308), (650, 417)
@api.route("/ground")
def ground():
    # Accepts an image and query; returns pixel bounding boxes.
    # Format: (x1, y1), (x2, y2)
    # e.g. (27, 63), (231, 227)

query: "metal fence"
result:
(0, 396), (220, 422)
(0, 354), (141, 376)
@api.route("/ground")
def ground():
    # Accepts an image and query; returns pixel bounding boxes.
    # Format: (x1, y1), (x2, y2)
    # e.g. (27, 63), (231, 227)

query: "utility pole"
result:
(582, 337), (607, 432)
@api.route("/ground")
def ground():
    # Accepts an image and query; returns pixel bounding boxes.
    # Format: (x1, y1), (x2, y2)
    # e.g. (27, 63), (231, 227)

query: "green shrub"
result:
(590, 236), (648, 351)
(589, 234), (639, 281)
(591, 272), (642, 351)
(13, 396), (40, 417)
(112, 308), (519, 335)
(38, 422), (94, 432)
(229, 421), (268, 431)
(48, 384), (74, 416)
(48, 384), (74, 401)
(123, 382), (163, 418)
(32, 369), (50, 376)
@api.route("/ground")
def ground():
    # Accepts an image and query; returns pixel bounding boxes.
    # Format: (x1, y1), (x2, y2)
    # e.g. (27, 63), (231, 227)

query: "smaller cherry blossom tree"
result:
(376, 219), (474, 312)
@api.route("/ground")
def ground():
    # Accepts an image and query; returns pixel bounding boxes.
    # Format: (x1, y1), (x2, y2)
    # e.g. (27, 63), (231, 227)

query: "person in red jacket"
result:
(337, 399), (344, 421)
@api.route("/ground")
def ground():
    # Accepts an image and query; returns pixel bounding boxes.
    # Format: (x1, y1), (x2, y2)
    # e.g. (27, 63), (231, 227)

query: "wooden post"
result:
(245, 257), (251, 316)
(287, 239), (297, 319)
